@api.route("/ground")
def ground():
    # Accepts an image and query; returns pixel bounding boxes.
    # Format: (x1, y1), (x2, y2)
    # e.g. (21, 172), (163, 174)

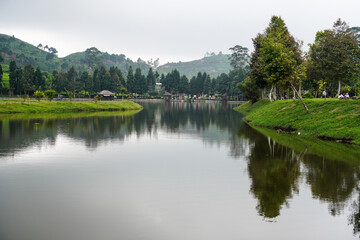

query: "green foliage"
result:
(307, 19), (360, 97)
(44, 90), (56, 101)
(126, 66), (135, 94)
(21, 94), (29, 102)
(0, 65), (3, 87)
(33, 91), (44, 101)
(228, 45), (249, 69)
(245, 16), (302, 102)
(237, 77), (261, 103)
(342, 85), (351, 94)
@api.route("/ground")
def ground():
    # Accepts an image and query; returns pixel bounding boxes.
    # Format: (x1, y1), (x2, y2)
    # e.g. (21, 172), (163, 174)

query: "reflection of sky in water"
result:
(0, 103), (359, 240)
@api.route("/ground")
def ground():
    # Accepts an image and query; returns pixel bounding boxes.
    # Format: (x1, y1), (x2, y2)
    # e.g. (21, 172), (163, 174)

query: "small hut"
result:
(164, 92), (172, 102)
(98, 90), (114, 101)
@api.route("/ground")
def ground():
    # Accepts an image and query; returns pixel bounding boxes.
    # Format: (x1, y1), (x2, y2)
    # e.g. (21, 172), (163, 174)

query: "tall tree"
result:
(308, 19), (360, 97)
(203, 74), (211, 95)
(229, 45), (249, 69)
(34, 66), (44, 90)
(0, 65), (3, 88)
(85, 47), (101, 72)
(247, 16), (302, 102)
(66, 66), (78, 92)
(146, 68), (156, 91)
(9, 60), (17, 92)
(179, 75), (189, 94)
(109, 66), (122, 93)
(79, 71), (93, 95)
(21, 65), (35, 94)
(126, 66), (135, 94)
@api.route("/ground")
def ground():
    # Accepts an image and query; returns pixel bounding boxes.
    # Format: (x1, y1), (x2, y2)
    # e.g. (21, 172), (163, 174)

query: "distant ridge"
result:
(0, 33), (149, 74)
(156, 53), (231, 78)
(0, 33), (231, 77)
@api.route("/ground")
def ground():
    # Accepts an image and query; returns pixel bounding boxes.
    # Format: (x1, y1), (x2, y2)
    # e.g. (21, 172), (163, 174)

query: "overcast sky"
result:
(0, 0), (359, 64)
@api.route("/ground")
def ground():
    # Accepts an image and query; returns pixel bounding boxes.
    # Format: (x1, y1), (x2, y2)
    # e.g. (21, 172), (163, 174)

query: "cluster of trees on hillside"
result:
(239, 16), (360, 105)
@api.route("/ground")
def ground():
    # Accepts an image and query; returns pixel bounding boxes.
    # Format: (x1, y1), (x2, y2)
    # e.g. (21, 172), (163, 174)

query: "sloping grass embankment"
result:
(234, 98), (360, 145)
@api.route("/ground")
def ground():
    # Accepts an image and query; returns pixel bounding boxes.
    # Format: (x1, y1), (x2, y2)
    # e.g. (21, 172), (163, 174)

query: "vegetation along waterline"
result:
(0, 99), (142, 114)
(234, 99), (360, 145)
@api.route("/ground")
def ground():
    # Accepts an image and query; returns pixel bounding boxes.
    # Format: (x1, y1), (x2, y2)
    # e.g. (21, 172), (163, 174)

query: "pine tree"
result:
(126, 66), (135, 94)
(34, 66), (43, 90)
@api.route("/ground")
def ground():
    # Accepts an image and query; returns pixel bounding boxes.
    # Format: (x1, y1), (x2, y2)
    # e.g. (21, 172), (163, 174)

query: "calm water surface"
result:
(0, 102), (359, 240)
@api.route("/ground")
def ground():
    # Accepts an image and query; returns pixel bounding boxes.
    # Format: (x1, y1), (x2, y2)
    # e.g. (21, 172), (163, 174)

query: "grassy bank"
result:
(0, 100), (142, 114)
(234, 99), (360, 145)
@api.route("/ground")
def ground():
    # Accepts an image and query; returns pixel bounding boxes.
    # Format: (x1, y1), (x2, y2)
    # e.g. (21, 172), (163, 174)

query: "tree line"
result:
(1, 55), (248, 99)
(239, 16), (360, 104)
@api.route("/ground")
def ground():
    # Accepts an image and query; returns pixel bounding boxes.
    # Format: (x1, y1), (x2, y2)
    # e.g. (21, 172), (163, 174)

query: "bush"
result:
(33, 91), (45, 101)
(237, 77), (261, 103)
(350, 86), (359, 97)
(44, 90), (56, 101)
(21, 94), (29, 102)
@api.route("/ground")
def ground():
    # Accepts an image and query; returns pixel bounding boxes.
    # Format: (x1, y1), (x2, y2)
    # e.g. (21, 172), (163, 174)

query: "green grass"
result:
(0, 109), (141, 120)
(235, 98), (360, 145)
(0, 100), (142, 114)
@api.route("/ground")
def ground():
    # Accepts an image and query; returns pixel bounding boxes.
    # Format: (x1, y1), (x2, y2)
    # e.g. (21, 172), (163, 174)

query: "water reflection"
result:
(0, 102), (360, 237)
(247, 137), (301, 218)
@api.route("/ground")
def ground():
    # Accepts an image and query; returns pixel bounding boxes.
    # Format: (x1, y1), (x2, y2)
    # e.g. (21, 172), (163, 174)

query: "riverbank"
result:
(234, 99), (360, 145)
(0, 100), (142, 114)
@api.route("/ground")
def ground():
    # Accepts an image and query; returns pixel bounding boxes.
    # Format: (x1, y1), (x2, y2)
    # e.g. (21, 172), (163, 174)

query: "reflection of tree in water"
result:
(349, 189), (360, 238)
(0, 102), (245, 157)
(302, 156), (359, 216)
(246, 137), (301, 218)
(245, 133), (360, 223)
(0, 118), (57, 158)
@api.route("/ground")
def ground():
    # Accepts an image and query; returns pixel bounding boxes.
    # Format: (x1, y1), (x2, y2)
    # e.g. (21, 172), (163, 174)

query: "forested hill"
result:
(156, 53), (232, 78)
(0, 33), (149, 74)
(0, 33), (232, 77)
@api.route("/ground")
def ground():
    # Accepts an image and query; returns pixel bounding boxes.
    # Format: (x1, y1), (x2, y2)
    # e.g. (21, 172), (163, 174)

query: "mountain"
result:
(156, 53), (231, 78)
(0, 33), (232, 78)
(0, 33), (149, 74)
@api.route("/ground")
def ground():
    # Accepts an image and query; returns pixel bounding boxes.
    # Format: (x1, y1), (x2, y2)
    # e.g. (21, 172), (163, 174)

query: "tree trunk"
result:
(298, 81), (302, 96)
(290, 82), (309, 113)
(336, 79), (341, 97)
(273, 85), (277, 101)
(269, 84), (274, 102)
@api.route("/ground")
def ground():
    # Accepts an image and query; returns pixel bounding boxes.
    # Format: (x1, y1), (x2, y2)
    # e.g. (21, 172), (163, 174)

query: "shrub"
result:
(33, 91), (45, 101)
(22, 94), (29, 102)
(44, 90), (56, 101)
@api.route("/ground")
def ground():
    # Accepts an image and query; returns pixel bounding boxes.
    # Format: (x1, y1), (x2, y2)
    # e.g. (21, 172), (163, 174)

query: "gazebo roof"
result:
(163, 92), (172, 96)
(98, 90), (114, 96)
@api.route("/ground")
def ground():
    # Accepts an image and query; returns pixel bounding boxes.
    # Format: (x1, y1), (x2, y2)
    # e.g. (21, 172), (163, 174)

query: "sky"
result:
(0, 0), (359, 64)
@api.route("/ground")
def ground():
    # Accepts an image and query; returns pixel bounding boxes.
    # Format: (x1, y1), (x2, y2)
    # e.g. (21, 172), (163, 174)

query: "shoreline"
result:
(0, 100), (143, 114)
(234, 99), (360, 145)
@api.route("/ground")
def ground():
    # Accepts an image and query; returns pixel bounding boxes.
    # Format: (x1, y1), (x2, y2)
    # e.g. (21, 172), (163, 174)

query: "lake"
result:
(0, 102), (359, 240)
